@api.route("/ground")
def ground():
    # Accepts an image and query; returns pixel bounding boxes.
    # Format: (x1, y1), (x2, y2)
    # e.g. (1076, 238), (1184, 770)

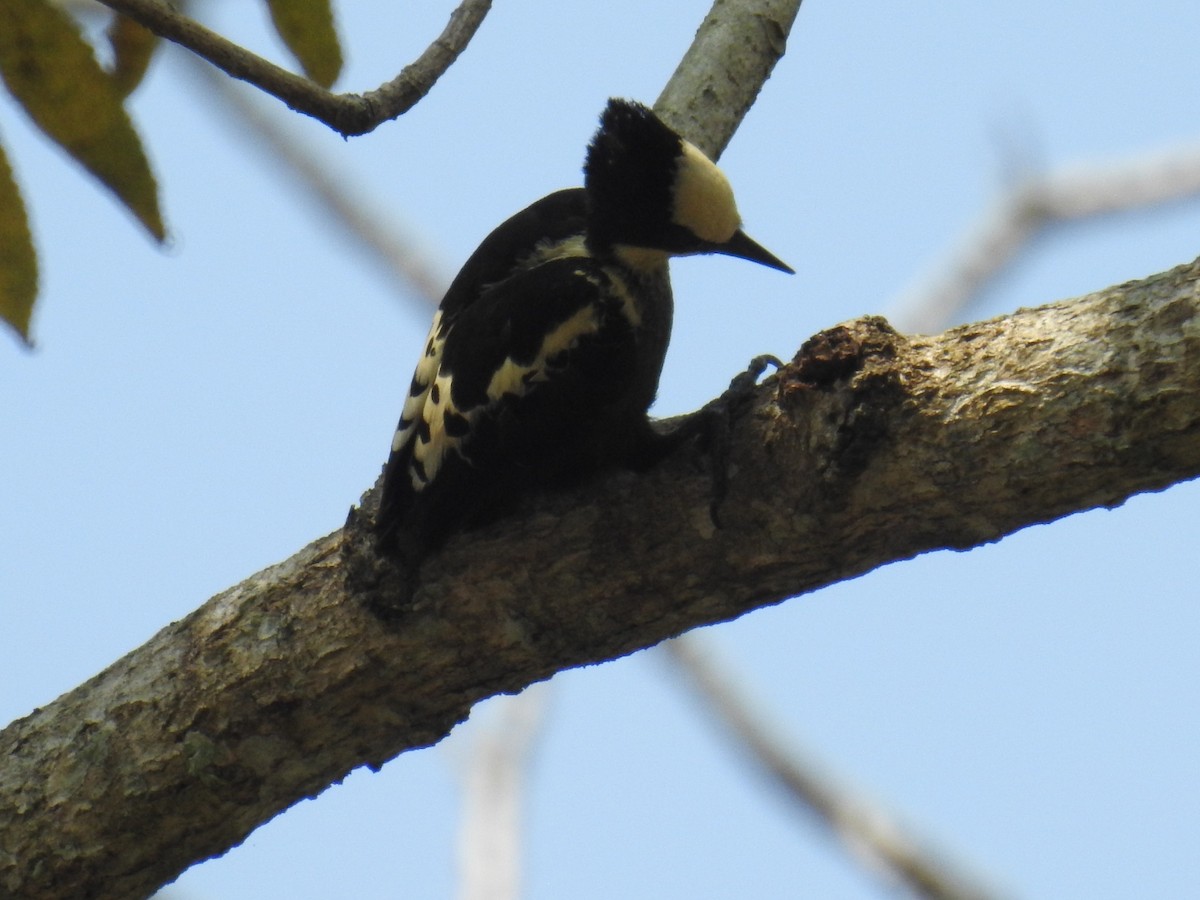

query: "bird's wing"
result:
(438, 188), (589, 320)
(376, 256), (643, 556)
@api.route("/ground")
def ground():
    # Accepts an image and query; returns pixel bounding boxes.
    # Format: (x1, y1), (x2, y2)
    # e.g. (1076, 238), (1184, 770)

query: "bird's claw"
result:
(700, 354), (782, 526)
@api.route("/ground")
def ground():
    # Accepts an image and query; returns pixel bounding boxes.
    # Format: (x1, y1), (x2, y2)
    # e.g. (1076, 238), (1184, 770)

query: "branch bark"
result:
(96, 0), (492, 136)
(655, 0), (801, 159)
(3, 256), (1200, 898)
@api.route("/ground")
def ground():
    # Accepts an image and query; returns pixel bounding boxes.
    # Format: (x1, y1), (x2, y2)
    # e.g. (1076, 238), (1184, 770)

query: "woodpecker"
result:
(375, 98), (792, 567)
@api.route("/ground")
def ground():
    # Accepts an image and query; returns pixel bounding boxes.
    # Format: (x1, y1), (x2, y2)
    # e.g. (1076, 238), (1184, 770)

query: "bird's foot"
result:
(703, 354), (781, 524)
(671, 354), (781, 526)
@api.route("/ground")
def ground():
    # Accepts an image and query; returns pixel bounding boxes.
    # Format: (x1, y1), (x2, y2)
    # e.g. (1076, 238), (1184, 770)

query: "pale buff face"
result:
(670, 141), (741, 244)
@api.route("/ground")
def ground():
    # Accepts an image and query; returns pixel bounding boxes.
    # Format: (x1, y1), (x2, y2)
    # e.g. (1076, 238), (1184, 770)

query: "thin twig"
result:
(665, 637), (1008, 900)
(891, 141), (1200, 333)
(95, 0), (492, 136)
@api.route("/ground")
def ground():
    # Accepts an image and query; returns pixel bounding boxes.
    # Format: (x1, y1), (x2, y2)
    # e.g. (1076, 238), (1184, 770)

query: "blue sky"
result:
(3, 2), (1200, 898)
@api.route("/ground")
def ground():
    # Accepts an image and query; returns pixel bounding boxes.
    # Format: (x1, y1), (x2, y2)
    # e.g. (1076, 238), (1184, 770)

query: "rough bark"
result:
(2, 257), (1199, 899)
(655, 0), (802, 159)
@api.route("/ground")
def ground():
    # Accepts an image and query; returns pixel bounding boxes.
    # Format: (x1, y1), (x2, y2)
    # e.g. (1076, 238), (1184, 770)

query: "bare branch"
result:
(891, 142), (1200, 333)
(666, 638), (1006, 900)
(94, 0), (492, 136)
(656, 0), (804, 159)
(452, 687), (549, 900)
(4, 256), (1200, 898)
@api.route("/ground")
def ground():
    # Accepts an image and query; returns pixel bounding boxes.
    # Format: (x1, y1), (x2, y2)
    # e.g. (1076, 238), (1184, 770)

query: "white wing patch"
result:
(527, 233), (588, 266)
(410, 371), (458, 486)
(485, 299), (601, 401)
(392, 310), (444, 453)
(400, 280), (611, 493)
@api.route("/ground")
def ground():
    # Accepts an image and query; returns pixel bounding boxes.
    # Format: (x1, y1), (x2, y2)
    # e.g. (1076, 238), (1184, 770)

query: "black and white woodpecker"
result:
(375, 98), (792, 567)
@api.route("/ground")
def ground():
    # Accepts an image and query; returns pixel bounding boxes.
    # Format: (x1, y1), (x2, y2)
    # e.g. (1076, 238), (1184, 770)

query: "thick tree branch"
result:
(96, 0), (491, 135)
(656, 0), (802, 160)
(3, 257), (1200, 898)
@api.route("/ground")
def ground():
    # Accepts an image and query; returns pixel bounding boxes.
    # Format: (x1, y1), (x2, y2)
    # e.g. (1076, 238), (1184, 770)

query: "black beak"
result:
(700, 226), (796, 273)
(707, 228), (794, 274)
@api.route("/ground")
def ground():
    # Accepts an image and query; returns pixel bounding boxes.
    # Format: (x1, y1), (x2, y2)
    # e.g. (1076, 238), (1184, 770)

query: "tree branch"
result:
(666, 638), (1006, 900)
(656, 0), (803, 160)
(95, 0), (492, 136)
(891, 141), (1200, 332)
(453, 686), (548, 900)
(4, 256), (1200, 898)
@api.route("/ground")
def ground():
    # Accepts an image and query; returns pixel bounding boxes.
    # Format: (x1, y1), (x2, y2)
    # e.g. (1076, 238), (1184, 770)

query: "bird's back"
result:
(375, 187), (672, 564)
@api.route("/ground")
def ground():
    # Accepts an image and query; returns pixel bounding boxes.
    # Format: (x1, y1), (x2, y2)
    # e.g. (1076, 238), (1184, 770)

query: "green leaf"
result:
(0, 138), (38, 345)
(0, 0), (165, 241)
(266, 0), (344, 89)
(106, 13), (159, 98)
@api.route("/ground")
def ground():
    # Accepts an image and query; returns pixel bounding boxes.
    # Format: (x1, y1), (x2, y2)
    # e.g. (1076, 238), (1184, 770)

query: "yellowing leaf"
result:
(0, 0), (165, 241)
(266, 0), (344, 89)
(0, 139), (38, 345)
(107, 13), (159, 98)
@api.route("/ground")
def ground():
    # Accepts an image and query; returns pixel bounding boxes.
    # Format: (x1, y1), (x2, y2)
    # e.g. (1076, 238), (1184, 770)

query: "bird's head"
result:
(584, 98), (792, 274)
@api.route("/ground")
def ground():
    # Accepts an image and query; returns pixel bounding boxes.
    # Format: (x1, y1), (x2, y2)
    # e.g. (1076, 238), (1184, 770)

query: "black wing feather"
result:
(439, 188), (588, 322)
(378, 255), (651, 564)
